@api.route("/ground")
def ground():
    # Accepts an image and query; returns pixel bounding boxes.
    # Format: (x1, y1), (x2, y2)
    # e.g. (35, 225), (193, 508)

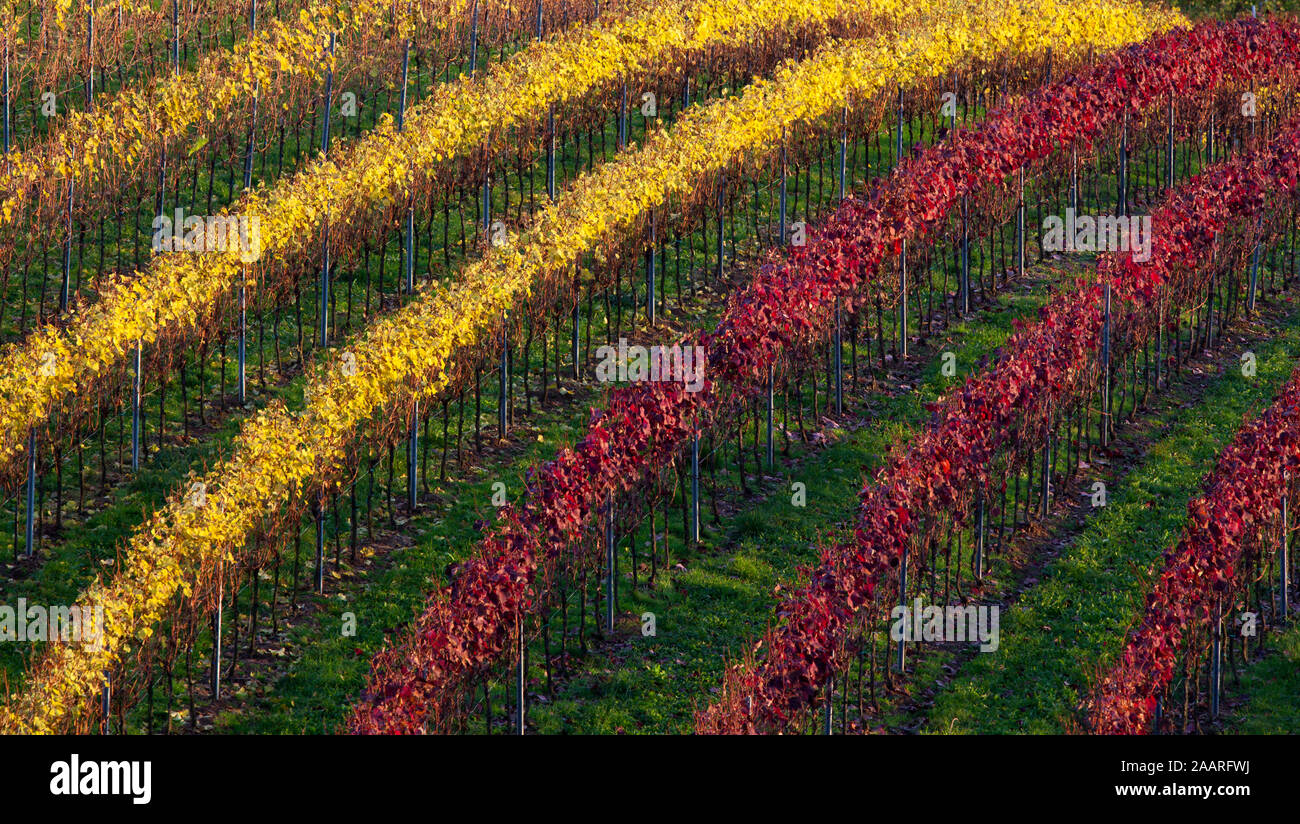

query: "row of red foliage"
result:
(347, 17), (1300, 734)
(1088, 372), (1300, 733)
(696, 84), (1300, 733)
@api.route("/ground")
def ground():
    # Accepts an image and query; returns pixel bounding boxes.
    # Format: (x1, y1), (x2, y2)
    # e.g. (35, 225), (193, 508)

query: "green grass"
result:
(925, 300), (1300, 734)
(1227, 625), (1300, 734)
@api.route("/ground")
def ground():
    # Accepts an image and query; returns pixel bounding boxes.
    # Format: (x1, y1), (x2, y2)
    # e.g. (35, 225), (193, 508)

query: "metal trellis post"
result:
(131, 343), (142, 469)
(1018, 168), (1026, 276)
(779, 135), (787, 246)
(605, 495), (615, 631)
(212, 574), (223, 700)
(499, 313), (508, 437)
(691, 430), (700, 543)
(897, 544), (908, 672)
(834, 299), (843, 414)
(838, 103), (848, 200)
(516, 613), (526, 735)
(1282, 478), (1291, 622)
(766, 363), (774, 468)
(618, 83), (627, 150)
(647, 212), (656, 325)
(24, 429), (35, 558)
(1211, 600), (1222, 718)
(961, 196), (970, 314)
(408, 400), (419, 511)
(1101, 281), (1112, 447)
